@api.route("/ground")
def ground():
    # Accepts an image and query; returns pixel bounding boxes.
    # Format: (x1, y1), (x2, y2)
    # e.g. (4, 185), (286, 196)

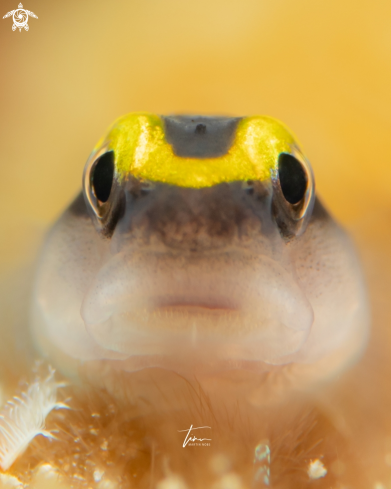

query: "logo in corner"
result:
(3, 3), (38, 32)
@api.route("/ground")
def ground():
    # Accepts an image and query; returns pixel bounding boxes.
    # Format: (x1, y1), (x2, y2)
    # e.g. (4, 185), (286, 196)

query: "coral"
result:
(0, 366), (67, 471)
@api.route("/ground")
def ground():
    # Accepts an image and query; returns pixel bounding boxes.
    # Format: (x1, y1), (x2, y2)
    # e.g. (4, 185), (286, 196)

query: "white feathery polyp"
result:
(0, 366), (68, 471)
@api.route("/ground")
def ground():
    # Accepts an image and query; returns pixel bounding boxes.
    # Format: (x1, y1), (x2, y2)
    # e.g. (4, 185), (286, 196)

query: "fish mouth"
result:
(145, 299), (241, 327)
(150, 303), (241, 328)
(80, 249), (314, 369)
(153, 293), (239, 312)
(154, 300), (237, 312)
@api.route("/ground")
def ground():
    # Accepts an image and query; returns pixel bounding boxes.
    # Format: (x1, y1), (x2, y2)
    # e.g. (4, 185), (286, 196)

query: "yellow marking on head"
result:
(95, 112), (301, 188)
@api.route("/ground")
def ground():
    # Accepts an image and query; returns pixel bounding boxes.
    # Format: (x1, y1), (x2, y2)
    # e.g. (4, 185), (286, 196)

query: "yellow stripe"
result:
(95, 112), (301, 188)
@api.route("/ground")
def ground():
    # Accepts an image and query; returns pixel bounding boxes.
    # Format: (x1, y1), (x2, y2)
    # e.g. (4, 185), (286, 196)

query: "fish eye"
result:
(91, 151), (114, 203)
(272, 151), (315, 238)
(278, 153), (307, 204)
(83, 148), (116, 222)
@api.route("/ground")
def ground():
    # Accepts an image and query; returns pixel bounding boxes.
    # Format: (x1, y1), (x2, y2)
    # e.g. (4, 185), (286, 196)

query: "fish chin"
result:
(31, 211), (370, 388)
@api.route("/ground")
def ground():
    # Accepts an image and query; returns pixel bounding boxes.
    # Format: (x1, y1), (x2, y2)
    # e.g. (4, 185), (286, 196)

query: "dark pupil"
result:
(92, 151), (114, 203)
(278, 153), (307, 204)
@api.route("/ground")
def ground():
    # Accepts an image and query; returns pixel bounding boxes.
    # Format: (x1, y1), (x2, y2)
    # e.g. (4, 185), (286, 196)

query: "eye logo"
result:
(3, 3), (38, 32)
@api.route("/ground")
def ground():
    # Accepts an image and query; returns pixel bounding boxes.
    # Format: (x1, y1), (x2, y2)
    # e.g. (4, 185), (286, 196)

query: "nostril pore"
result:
(195, 123), (207, 135)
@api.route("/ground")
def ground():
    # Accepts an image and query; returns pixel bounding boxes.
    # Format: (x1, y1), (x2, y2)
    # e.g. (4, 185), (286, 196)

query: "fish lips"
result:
(81, 251), (314, 368)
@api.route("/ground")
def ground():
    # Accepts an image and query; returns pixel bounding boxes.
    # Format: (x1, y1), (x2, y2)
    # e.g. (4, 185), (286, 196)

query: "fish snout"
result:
(114, 181), (274, 252)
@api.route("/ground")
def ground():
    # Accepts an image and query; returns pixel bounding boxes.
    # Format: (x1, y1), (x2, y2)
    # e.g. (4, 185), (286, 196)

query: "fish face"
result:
(30, 113), (369, 387)
(81, 179), (314, 369)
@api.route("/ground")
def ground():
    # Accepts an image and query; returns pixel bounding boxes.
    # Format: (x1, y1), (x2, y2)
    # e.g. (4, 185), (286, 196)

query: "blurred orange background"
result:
(1, 0), (391, 268)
